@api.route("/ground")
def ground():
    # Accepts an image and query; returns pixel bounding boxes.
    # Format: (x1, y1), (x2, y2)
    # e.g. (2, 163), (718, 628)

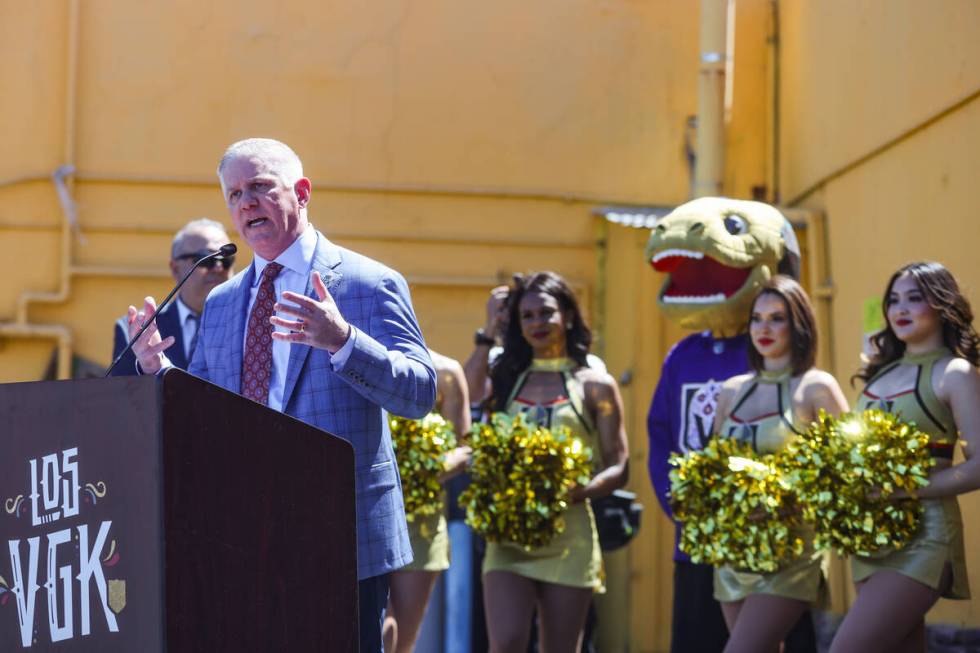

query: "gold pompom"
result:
(459, 413), (593, 550)
(669, 437), (804, 573)
(782, 409), (933, 556)
(390, 413), (458, 531)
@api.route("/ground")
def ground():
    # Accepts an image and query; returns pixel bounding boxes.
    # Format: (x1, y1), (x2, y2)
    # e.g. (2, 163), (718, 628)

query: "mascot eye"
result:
(723, 214), (747, 235)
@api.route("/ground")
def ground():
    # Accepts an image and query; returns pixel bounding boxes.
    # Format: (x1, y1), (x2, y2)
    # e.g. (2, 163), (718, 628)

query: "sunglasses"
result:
(175, 251), (236, 270)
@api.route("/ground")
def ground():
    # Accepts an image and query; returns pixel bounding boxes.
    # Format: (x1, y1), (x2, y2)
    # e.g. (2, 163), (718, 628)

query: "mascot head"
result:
(645, 197), (800, 337)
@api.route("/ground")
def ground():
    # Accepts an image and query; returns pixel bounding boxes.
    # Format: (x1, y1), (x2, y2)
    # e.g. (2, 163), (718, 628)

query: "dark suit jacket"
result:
(110, 301), (188, 376)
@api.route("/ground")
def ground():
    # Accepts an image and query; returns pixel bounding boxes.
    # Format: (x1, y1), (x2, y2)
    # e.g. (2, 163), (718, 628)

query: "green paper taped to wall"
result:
(863, 297), (884, 334)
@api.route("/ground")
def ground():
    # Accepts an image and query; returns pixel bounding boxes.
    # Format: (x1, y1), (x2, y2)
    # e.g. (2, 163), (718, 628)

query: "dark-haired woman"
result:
(711, 276), (848, 653)
(830, 262), (980, 653)
(483, 271), (629, 653)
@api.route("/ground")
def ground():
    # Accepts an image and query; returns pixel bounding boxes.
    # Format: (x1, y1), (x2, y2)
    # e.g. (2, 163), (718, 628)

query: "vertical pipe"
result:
(63, 0), (80, 282)
(65, 0), (79, 170)
(693, 0), (730, 198)
(767, 0), (780, 204)
(57, 0), (81, 380)
(57, 334), (73, 379)
(593, 216), (609, 360)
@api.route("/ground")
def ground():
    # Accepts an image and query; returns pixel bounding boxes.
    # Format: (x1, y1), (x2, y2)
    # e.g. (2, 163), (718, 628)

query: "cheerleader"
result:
(711, 276), (848, 653)
(831, 262), (980, 653)
(483, 271), (629, 653)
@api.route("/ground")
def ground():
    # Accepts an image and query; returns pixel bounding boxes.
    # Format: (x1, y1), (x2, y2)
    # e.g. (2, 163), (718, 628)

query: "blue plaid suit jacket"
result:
(188, 231), (435, 579)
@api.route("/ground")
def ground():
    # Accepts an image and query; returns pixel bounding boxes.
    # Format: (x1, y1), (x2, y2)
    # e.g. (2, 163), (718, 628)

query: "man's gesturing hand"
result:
(126, 296), (175, 374)
(271, 271), (351, 353)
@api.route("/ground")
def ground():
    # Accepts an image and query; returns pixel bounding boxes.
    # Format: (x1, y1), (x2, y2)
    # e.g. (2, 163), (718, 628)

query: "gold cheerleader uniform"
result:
(400, 412), (451, 572)
(482, 357), (605, 592)
(404, 509), (449, 572)
(714, 369), (826, 603)
(853, 348), (970, 599)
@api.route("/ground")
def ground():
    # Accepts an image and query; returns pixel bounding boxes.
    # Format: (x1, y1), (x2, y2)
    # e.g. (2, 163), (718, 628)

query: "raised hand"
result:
(271, 271), (351, 353)
(126, 296), (175, 374)
(484, 285), (510, 339)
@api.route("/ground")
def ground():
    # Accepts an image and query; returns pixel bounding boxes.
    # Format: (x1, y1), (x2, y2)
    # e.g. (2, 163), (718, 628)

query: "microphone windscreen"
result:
(219, 243), (238, 257)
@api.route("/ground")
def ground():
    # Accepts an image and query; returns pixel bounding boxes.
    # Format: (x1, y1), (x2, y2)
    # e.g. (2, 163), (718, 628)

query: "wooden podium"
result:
(0, 369), (357, 652)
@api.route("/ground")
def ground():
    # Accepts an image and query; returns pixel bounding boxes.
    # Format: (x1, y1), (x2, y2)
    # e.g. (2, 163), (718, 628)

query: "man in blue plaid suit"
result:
(127, 138), (435, 652)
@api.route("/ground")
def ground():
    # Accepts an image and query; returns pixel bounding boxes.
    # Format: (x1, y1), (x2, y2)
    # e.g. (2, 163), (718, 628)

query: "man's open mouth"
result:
(650, 248), (753, 304)
(247, 217), (269, 228)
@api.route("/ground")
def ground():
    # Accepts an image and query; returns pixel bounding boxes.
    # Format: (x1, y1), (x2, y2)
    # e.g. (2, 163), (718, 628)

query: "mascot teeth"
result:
(652, 249), (705, 264)
(662, 293), (727, 304)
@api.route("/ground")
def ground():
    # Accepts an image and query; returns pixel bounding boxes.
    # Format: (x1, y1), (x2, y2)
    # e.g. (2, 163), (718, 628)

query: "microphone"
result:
(105, 244), (238, 377)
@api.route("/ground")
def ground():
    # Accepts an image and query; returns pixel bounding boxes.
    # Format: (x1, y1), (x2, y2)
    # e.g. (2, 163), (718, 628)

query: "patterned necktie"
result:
(242, 262), (283, 404)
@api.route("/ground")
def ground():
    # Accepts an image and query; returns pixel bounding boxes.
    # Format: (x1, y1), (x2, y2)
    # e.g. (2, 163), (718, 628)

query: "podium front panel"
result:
(161, 369), (357, 652)
(0, 377), (165, 652)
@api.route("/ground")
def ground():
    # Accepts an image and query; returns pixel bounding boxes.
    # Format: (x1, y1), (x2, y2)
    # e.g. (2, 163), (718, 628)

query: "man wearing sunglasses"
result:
(110, 218), (235, 375)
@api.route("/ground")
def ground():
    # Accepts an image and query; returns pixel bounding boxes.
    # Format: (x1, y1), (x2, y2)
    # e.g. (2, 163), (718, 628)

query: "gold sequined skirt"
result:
(851, 496), (970, 599)
(714, 527), (826, 603)
(483, 500), (605, 593)
(403, 511), (450, 572)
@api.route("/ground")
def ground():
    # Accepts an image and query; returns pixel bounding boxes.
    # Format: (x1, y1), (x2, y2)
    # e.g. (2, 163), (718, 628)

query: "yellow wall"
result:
(779, 0), (980, 202)
(725, 0), (773, 201)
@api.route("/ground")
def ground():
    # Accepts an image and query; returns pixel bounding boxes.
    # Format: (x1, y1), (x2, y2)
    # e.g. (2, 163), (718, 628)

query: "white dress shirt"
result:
(151, 226), (354, 405)
(248, 225), (354, 411)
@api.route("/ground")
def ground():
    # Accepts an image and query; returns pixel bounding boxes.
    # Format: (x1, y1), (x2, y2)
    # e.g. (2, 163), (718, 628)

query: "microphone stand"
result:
(104, 245), (236, 377)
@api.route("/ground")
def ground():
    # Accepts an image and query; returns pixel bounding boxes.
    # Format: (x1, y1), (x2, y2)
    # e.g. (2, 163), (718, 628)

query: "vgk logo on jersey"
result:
(726, 423), (760, 450)
(520, 404), (557, 430)
(679, 380), (722, 452)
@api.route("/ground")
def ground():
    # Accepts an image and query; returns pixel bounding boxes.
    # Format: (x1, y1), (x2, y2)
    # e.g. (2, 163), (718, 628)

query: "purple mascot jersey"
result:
(647, 331), (750, 560)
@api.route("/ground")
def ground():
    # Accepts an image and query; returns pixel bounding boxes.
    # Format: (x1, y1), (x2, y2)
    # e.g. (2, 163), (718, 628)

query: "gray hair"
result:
(171, 218), (228, 259)
(216, 138), (305, 194)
